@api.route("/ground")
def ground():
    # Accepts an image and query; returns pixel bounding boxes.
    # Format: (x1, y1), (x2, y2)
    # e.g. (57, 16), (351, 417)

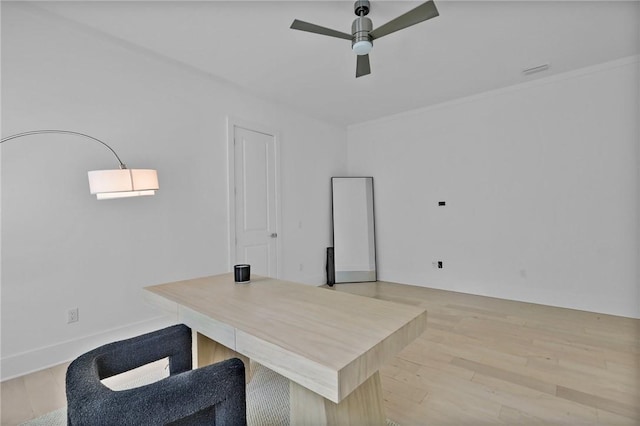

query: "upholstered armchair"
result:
(66, 324), (246, 425)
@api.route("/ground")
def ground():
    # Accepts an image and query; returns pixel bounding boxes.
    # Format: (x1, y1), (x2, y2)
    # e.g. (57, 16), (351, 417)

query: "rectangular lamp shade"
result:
(88, 169), (159, 199)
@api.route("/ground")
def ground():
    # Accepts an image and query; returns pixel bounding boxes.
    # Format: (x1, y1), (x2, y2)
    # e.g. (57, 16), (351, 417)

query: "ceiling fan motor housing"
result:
(352, 16), (373, 51)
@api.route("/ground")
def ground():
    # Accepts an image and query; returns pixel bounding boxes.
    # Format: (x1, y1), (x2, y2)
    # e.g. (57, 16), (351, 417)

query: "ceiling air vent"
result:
(522, 64), (550, 75)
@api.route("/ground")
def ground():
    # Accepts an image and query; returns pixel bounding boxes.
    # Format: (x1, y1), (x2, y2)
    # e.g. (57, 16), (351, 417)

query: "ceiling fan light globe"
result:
(352, 40), (372, 55)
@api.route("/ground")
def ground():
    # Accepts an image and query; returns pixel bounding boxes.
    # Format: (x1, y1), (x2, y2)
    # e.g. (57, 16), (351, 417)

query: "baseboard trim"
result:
(378, 270), (640, 320)
(306, 274), (327, 286)
(1, 315), (175, 381)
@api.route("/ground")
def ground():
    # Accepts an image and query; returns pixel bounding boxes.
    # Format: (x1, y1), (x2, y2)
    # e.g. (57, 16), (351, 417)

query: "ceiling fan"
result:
(290, 0), (439, 78)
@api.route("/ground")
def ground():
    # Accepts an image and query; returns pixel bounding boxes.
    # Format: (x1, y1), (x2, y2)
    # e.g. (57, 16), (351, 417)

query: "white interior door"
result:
(233, 126), (278, 277)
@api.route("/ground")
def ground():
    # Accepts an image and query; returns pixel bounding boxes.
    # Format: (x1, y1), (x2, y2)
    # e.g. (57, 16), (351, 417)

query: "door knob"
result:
(270, 233), (278, 238)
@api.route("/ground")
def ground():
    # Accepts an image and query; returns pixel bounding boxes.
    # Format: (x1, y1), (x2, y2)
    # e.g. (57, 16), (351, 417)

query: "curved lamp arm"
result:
(1, 129), (127, 169)
(1, 129), (159, 199)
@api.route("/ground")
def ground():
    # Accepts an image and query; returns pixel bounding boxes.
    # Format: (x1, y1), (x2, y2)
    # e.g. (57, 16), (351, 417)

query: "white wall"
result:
(1, 3), (347, 379)
(348, 57), (640, 319)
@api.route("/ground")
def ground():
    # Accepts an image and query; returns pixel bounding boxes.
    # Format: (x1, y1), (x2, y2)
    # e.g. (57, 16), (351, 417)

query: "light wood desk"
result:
(144, 274), (427, 425)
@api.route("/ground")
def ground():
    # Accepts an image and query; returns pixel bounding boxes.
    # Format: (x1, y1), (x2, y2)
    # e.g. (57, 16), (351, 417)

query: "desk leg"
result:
(290, 371), (386, 426)
(195, 332), (253, 381)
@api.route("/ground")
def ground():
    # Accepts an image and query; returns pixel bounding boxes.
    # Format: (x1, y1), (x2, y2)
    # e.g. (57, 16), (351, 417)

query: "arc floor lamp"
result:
(0, 130), (159, 200)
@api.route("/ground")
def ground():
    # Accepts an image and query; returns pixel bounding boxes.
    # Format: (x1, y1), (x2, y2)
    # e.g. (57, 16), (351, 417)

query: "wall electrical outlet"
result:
(67, 308), (79, 324)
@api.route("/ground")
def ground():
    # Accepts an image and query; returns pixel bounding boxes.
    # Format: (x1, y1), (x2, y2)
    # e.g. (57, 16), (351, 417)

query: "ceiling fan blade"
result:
(369, 0), (439, 40)
(356, 54), (371, 78)
(290, 19), (352, 40)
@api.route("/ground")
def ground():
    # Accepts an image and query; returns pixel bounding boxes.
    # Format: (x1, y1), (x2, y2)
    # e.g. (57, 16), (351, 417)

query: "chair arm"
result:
(94, 324), (192, 379)
(70, 358), (246, 426)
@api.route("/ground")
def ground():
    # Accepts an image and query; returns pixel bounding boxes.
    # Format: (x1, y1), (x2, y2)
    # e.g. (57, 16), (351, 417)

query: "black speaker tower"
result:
(326, 247), (335, 286)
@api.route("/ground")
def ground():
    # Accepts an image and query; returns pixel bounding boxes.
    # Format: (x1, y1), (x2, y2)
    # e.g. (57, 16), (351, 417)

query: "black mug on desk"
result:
(234, 264), (250, 283)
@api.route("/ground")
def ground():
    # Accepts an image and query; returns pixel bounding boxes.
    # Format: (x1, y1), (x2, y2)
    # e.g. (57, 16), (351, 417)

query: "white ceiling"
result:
(31, 1), (640, 127)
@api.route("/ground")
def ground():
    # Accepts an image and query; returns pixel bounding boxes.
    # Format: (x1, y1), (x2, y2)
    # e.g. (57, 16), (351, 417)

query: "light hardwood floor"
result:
(2, 280), (639, 425)
(332, 281), (640, 425)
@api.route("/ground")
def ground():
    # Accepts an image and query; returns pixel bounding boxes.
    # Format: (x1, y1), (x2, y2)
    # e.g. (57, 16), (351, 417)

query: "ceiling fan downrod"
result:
(354, 0), (370, 16)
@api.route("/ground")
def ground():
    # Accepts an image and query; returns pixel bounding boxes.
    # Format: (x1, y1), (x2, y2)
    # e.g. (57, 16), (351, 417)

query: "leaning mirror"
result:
(331, 177), (377, 283)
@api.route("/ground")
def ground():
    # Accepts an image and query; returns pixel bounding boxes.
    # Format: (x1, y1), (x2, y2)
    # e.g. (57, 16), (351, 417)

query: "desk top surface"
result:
(146, 273), (425, 368)
(145, 273), (427, 401)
